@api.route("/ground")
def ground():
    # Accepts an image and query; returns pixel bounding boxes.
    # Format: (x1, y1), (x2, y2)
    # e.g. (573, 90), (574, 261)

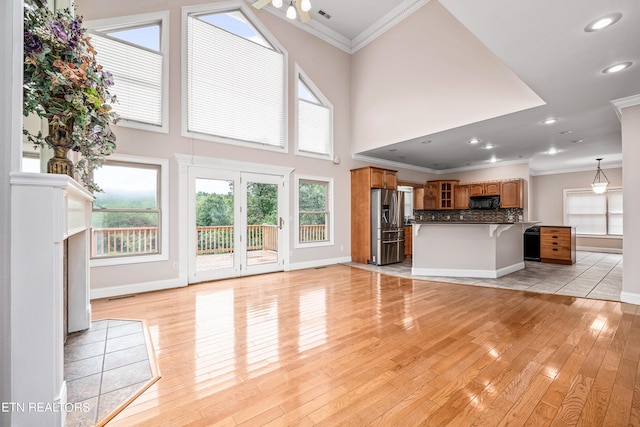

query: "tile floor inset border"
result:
(64, 319), (160, 427)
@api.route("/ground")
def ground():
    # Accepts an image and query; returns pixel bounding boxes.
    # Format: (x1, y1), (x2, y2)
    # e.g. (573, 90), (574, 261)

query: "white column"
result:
(612, 95), (640, 304)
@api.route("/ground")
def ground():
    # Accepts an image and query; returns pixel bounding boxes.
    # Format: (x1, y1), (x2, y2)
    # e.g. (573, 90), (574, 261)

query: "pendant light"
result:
(301, 0), (311, 12)
(272, 0), (283, 7)
(286, 1), (297, 19)
(591, 158), (609, 194)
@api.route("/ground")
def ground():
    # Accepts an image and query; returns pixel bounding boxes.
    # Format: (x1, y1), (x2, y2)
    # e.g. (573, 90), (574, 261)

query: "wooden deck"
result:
(196, 250), (278, 271)
(91, 264), (640, 426)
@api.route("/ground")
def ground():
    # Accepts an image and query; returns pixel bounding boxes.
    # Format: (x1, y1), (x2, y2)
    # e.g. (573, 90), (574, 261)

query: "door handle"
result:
(279, 217), (284, 230)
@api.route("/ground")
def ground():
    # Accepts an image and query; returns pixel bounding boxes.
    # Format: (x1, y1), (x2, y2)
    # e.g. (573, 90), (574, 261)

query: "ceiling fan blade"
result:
(295, 1), (311, 23)
(251, 0), (272, 9)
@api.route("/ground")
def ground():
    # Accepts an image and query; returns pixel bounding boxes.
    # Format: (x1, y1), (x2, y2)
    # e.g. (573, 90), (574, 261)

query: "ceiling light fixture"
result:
(489, 156), (497, 163)
(548, 148), (558, 155)
(584, 13), (622, 32)
(571, 139), (584, 144)
(468, 138), (480, 144)
(484, 144), (495, 149)
(286, 1), (297, 19)
(592, 158), (609, 193)
(253, 0), (311, 22)
(542, 118), (558, 125)
(602, 62), (632, 74)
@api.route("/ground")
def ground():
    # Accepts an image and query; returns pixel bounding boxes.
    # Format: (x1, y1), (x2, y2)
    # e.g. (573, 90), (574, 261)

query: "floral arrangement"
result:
(23, 0), (118, 192)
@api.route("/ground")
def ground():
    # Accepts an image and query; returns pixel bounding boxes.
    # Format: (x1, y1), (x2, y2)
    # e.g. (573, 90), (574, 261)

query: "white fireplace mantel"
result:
(10, 172), (93, 427)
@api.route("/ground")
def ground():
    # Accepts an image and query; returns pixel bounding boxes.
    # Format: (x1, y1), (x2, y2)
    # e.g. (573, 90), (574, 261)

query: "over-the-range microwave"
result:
(469, 195), (500, 210)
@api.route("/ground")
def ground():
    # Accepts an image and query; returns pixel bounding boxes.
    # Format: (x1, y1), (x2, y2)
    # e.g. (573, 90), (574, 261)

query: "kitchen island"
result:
(411, 222), (538, 278)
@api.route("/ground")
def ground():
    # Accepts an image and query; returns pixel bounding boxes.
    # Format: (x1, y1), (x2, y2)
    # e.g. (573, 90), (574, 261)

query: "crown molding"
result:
(255, 0), (430, 54)
(611, 93), (640, 120)
(351, 154), (436, 173)
(351, 0), (430, 53)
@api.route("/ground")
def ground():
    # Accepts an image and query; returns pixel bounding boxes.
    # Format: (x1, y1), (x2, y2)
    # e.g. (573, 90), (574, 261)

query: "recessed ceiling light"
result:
(421, 140), (431, 144)
(547, 148), (559, 155)
(388, 148), (397, 152)
(489, 156), (497, 163)
(484, 144), (495, 149)
(542, 118), (558, 125)
(602, 62), (632, 74)
(558, 130), (572, 135)
(468, 138), (480, 144)
(571, 139), (584, 144)
(585, 13), (622, 32)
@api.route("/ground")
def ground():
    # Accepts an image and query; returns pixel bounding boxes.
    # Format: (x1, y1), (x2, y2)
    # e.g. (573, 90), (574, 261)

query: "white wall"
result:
(349, 0), (544, 155)
(621, 102), (640, 303)
(1, 0), (22, 423)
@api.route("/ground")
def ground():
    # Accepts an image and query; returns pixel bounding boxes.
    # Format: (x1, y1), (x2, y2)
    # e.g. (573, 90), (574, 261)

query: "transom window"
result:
(88, 12), (168, 132)
(564, 188), (623, 236)
(185, 7), (286, 149)
(296, 67), (332, 158)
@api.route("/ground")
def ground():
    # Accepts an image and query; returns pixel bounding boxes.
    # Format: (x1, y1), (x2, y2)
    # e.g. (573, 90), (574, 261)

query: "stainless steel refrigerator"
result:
(370, 188), (405, 265)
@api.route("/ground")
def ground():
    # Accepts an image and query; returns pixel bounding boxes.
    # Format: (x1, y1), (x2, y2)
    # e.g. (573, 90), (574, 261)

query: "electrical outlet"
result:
(446, 215), (450, 220)
(172, 262), (178, 270)
(460, 215), (464, 220)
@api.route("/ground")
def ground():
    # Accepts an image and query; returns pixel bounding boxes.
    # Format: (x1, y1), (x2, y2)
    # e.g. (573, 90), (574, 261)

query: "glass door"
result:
(241, 173), (284, 276)
(188, 168), (284, 283)
(189, 167), (240, 283)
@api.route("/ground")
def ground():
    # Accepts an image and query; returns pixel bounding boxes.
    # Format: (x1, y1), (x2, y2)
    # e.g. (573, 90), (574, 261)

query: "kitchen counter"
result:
(411, 222), (539, 278)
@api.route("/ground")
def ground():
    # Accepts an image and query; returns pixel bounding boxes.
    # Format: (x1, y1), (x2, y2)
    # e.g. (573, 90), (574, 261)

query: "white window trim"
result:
(294, 174), (334, 248)
(90, 154), (169, 267)
(563, 186), (623, 238)
(294, 64), (334, 160)
(86, 11), (170, 134)
(181, 1), (289, 153)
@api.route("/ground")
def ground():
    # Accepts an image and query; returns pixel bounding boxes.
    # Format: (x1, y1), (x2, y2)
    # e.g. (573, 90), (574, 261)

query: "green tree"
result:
(246, 183), (277, 225)
(299, 182), (327, 225)
(196, 192), (234, 226)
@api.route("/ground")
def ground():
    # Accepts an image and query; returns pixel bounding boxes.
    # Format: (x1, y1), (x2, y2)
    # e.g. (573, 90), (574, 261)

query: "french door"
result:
(188, 167), (284, 283)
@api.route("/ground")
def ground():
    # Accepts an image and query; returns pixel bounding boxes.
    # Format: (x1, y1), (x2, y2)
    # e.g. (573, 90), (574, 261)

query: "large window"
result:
(564, 188), (623, 236)
(296, 176), (333, 247)
(91, 156), (169, 265)
(398, 185), (414, 220)
(88, 11), (169, 132)
(296, 67), (332, 159)
(185, 6), (286, 149)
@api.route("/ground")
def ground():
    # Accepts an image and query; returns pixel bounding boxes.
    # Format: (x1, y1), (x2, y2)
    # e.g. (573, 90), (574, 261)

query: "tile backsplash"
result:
(414, 208), (524, 223)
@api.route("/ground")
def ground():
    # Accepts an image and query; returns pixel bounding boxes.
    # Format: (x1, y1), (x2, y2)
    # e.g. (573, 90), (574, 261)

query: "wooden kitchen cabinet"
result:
(424, 182), (438, 210)
(369, 167), (397, 189)
(350, 167), (398, 264)
(426, 180), (459, 210)
(469, 182), (500, 196)
(414, 187), (425, 210)
(404, 225), (412, 258)
(540, 226), (576, 265)
(500, 179), (524, 208)
(454, 185), (470, 209)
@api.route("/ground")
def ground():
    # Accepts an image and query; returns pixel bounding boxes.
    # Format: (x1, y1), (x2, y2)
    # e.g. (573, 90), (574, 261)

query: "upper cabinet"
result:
(500, 179), (524, 208)
(414, 187), (425, 210)
(426, 180), (459, 210)
(454, 185), (469, 209)
(418, 178), (524, 210)
(369, 167), (397, 190)
(469, 182), (500, 196)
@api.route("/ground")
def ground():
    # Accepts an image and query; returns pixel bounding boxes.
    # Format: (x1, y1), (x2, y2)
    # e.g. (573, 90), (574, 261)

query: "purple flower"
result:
(102, 71), (114, 87)
(24, 30), (44, 54)
(46, 19), (68, 43)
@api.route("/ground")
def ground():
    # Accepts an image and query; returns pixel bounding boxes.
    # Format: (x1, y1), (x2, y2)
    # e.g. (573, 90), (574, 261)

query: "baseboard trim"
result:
(412, 262), (524, 279)
(288, 256), (352, 271)
(91, 275), (188, 300)
(621, 291), (640, 305)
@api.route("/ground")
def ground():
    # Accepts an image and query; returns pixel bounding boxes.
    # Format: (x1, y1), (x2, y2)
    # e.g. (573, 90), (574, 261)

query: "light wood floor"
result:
(93, 264), (640, 426)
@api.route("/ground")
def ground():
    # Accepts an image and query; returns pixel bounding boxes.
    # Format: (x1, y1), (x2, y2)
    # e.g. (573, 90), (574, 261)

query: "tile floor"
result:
(64, 319), (155, 427)
(345, 251), (623, 301)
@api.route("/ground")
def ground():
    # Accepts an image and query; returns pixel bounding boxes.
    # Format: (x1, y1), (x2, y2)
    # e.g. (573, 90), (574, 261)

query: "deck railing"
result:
(92, 227), (158, 257)
(92, 224), (327, 257)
